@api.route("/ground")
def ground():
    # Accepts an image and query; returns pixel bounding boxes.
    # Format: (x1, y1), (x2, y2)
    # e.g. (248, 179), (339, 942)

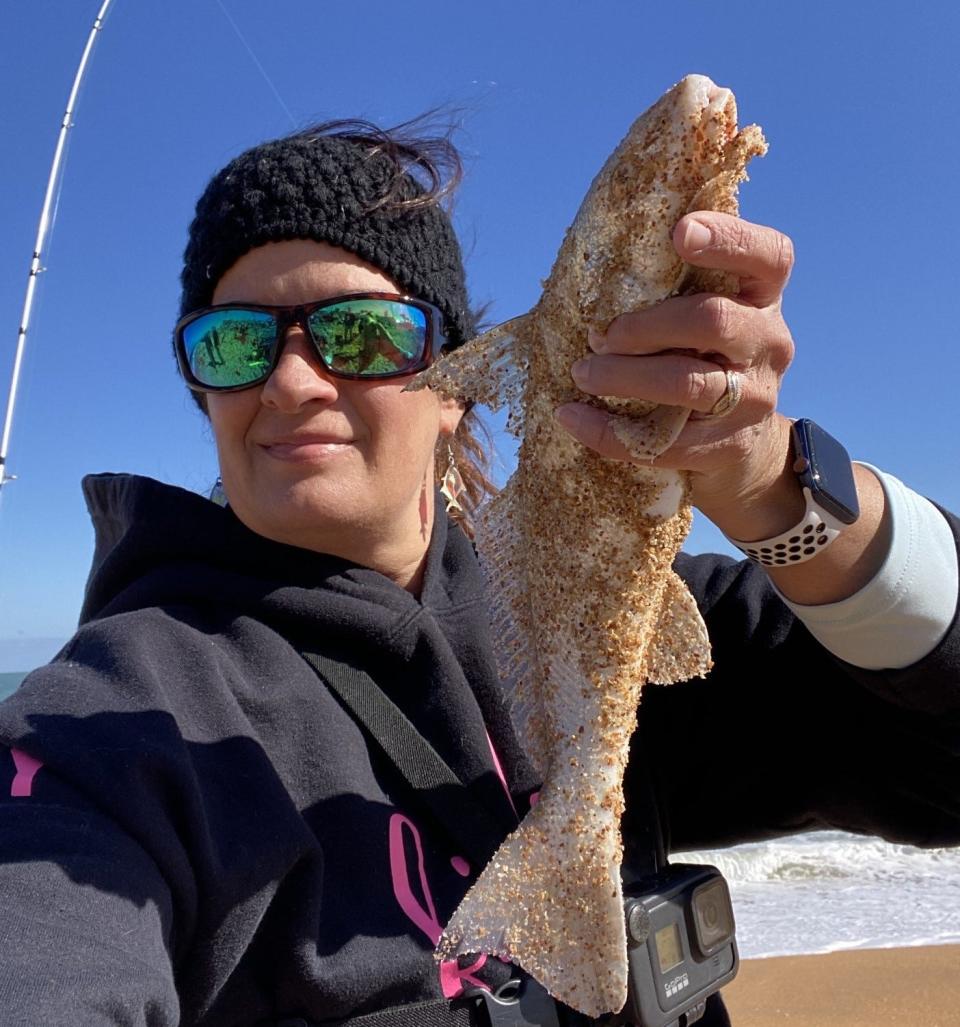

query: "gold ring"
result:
(704, 369), (742, 418)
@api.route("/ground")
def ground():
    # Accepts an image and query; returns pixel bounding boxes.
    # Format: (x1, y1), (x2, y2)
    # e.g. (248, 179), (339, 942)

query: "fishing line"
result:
(213, 0), (298, 129)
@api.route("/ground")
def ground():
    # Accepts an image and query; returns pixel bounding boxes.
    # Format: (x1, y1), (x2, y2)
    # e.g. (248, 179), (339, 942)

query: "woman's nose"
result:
(259, 327), (339, 410)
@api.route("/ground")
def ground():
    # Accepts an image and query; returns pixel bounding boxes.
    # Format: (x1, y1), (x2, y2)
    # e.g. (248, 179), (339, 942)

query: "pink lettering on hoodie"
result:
(388, 812), (489, 997)
(10, 749), (43, 798)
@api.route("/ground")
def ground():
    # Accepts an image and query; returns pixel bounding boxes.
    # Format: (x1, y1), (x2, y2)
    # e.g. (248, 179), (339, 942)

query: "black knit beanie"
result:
(178, 131), (471, 352)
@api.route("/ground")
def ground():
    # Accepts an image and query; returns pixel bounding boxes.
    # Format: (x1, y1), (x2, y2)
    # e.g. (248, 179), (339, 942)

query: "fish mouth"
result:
(706, 83), (734, 120)
(679, 76), (739, 155)
(680, 75), (738, 139)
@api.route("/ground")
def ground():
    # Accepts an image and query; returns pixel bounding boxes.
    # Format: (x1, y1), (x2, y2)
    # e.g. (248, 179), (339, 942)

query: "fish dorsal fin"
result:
(405, 315), (530, 436)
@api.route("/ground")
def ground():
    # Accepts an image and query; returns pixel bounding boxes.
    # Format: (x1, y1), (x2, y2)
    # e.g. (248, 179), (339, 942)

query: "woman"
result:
(0, 120), (957, 1027)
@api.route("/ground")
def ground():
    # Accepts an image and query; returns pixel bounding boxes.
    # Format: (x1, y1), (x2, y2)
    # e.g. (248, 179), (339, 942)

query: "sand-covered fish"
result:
(408, 74), (766, 1017)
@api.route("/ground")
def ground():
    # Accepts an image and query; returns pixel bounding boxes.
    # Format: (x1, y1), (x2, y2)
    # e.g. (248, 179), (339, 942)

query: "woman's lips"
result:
(260, 437), (356, 462)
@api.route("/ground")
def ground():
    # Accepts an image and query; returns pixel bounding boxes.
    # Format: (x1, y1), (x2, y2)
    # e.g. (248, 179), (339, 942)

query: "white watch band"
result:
(726, 486), (848, 567)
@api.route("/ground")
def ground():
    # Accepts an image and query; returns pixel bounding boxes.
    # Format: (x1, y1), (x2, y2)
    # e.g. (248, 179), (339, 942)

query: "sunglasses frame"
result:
(174, 291), (449, 393)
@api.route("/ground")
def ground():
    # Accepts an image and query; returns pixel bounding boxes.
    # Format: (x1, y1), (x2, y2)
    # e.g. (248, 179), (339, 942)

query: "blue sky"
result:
(1, 1), (958, 671)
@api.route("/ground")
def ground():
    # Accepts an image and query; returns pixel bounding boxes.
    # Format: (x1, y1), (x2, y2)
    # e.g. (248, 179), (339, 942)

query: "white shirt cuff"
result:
(775, 465), (958, 670)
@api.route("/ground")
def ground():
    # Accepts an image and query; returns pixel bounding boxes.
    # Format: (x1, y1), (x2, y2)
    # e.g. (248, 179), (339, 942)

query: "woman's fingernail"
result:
(554, 405), (581, 430)
(571, 359), (590, 385)
(587, 329), (606, 352)
(681, 219), (712, 252)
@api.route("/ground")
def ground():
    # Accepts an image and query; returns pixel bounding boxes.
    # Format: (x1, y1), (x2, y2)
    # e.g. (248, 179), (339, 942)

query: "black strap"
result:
(296, 651), (642, 1027)
(301, 651), (666, 884)
(274, 995), (479, 1026)
(274, 976), (569, 1026)
(621, 756), (667, 889)
(302, 651), (508, 869)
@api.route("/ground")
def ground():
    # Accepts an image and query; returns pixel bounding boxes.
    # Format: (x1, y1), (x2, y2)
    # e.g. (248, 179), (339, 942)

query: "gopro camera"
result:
(616, 863), (738, 1027)
(466, 863), (737, 1027)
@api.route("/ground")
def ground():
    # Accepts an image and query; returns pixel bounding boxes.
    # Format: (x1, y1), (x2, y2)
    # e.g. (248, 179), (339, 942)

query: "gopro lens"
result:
(690, 876), (735, 956)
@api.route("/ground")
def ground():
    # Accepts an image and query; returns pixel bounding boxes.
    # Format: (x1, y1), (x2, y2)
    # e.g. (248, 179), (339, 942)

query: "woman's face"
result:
(207, 239), (463, 585)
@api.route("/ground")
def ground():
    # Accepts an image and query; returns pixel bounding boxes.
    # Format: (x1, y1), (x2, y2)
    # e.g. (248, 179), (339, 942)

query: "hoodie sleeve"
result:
(0, 612), (202, 1022)
(630, 505), (960, 854)
(0, 607), (328, 1027)
(0, 616), (206, 1027)
(0, 751), (180, 1026)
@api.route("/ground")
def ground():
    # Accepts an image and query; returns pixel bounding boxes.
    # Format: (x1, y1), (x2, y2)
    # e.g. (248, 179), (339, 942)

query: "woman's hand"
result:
(556, 210), (796, 538)
(555, 211), (890, 604)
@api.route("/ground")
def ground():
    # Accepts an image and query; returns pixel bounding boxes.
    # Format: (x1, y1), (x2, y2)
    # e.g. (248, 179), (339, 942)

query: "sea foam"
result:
(674, 830), (960, 958)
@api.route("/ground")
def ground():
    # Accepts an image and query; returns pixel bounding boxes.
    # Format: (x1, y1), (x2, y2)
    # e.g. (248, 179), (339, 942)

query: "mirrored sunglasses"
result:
(175, 292), (447, 392)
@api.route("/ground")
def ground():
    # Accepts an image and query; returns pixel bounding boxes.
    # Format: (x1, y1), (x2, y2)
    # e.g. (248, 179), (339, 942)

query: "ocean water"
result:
(1, 671), (956, 960)
(0, 672), (25, 699)
(675, 831), (960, 958)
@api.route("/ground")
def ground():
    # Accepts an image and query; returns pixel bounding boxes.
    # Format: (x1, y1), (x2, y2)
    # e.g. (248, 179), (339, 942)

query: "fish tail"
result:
(437, 784), (628, 1017)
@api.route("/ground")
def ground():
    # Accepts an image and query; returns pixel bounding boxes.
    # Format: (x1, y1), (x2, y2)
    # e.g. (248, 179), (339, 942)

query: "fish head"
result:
(406, 75), (764, 458)
(550, 74), (756, 334)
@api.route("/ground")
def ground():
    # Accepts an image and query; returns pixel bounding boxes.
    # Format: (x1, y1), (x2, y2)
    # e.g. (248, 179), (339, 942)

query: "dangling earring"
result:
(209, 476), (228, 508)
(439, 441), (465, 514)
(419, 477), (430, 540)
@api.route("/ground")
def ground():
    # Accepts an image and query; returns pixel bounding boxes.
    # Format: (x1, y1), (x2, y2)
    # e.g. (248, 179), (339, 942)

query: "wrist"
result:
(693, 415), (802, 540)
(760, 464), (890, 603)
(722, 418), (863, 570)
(712, 421), (885, 603)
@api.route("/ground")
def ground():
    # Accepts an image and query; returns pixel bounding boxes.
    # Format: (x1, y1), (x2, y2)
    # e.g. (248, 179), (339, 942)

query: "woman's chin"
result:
(231, 481), (376, 552)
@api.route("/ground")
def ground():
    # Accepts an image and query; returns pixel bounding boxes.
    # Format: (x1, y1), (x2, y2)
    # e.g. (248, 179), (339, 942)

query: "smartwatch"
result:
(727, 419), (860, 568)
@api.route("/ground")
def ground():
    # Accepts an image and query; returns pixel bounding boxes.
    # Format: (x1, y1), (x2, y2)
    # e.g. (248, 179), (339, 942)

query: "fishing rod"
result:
(0, 0), (116, 496)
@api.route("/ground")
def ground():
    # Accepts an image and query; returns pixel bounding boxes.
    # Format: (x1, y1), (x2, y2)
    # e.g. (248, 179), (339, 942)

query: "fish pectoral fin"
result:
(674, 124), (768, 298)
(687, 122), (767, 220)
(403, 315), (530, 434)
(646, 569), (713, 684)
(611, 404), (691, 460)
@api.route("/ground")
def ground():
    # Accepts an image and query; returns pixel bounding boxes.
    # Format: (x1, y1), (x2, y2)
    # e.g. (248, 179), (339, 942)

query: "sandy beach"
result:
(720, 944), (960, 1026)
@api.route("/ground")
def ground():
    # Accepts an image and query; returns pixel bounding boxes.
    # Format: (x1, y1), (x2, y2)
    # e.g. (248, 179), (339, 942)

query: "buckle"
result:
(465, 977), (562, 1027)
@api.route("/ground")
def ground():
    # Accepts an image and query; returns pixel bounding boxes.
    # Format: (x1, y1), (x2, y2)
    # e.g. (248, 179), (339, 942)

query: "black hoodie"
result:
(0, 473), (957, 1026)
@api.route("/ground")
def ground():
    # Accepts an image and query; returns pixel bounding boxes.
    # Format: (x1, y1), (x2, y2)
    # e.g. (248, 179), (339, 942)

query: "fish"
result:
(407, 74), (767, 1017)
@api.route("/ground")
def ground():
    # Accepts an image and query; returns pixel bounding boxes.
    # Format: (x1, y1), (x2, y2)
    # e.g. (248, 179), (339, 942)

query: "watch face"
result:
(792, 419), (860, 524)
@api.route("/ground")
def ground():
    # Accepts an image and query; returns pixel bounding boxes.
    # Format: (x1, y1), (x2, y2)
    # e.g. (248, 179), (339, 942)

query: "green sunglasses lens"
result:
(183, 309), (277, 388)
(308, 299), (428, 376)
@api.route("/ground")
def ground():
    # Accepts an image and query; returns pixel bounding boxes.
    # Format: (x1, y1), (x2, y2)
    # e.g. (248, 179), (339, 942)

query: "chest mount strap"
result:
(297, 650), (649, 1027)
(274, 974), (568, 1026)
